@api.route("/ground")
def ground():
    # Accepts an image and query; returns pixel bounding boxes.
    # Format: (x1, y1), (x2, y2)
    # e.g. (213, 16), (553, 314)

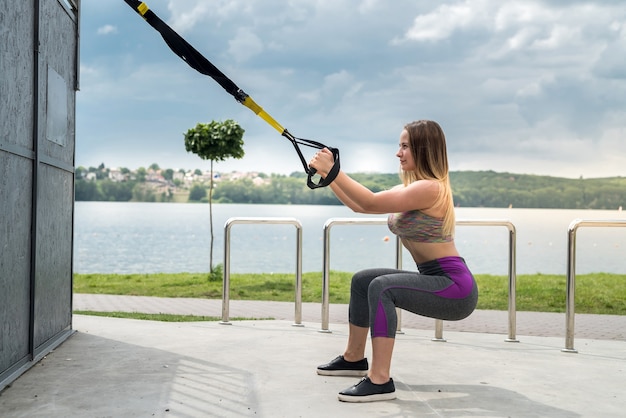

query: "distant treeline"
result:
(450, 171), (626, 209)
(74, 167), (626, 209)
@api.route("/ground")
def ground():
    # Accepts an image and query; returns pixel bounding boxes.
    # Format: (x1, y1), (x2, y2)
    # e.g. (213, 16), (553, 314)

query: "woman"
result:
(308, 120), (478, 403)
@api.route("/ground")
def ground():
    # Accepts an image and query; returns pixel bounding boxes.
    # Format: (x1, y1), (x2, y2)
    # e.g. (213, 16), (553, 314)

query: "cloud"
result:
(228, 28), (264, 63)
(401, 0), (490, 42)
(97, 24), (117, 35)
(166, 1), (212, 33)
(592, 21), (626, 79)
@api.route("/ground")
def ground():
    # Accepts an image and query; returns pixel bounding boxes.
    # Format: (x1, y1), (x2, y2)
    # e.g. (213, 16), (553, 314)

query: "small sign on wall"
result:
(46, 65), (67, 146)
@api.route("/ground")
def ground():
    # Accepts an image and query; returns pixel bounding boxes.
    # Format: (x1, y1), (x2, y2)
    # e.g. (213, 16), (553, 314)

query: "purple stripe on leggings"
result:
(373, 300), (388, 337)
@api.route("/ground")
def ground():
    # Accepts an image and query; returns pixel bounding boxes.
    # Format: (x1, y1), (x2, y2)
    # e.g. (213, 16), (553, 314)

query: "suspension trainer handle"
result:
(281, 129), (340, 189)
(306, 148), (340, 189)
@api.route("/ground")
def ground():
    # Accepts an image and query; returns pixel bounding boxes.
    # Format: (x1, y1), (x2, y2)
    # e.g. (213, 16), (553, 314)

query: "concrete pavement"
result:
(0, 295), (624, 417)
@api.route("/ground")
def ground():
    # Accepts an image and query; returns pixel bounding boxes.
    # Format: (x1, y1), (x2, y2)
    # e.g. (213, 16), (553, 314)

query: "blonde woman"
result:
(309, 120), (478, 402)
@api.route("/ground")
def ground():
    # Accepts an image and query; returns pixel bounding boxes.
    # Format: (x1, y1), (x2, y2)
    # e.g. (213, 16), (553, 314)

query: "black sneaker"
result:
(337, 377), (396, 402)
(316, 355), (368, 376)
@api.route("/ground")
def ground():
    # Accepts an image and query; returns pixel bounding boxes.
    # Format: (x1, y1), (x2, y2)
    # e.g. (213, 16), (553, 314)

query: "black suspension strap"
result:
(122, 0), (339, 189)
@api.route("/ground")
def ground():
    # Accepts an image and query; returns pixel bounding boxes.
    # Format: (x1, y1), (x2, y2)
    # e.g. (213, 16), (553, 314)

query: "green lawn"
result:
(72, 310), (264, 322)
(74, 272), (626, 315)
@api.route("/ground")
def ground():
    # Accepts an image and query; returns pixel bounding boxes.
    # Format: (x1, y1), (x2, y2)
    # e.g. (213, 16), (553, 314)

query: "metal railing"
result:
(434, 220), (518, 343)
(320, 218), (402, 332)
(562, 219), (626, 353)
(218, 215), (626, 349)
(320, 218), (518, 343)
(221, 217), (303, 326)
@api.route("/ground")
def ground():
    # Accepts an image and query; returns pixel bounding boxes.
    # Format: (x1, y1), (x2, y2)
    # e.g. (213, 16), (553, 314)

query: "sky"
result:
(77, 0), (626, 178)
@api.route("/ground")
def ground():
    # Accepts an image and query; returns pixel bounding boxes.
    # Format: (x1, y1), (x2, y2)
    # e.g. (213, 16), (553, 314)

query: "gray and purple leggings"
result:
(348, 256), (478, 338)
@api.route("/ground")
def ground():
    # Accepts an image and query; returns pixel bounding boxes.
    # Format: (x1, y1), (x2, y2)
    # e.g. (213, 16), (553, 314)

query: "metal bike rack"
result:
(221, 217), (303, 326)
(320, 218), (518, 344)
(320, 218), (402, 332)
(434, 220), (518, 343)
(562, 219), (626, 353)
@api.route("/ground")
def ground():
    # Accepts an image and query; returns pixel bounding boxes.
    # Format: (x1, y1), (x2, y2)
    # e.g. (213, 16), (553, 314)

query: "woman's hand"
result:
(308, 148), (335, 178)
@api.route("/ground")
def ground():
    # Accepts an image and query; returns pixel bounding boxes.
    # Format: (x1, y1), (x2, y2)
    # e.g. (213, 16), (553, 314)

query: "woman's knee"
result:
(351, 269), (379, 291)
(367, 276), (395, 308)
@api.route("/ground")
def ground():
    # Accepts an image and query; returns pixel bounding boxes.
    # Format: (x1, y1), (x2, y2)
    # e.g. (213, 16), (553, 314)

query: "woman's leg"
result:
(367, 261), (477, 339)
(343, 323), (369, 361)
(364, 265), (476, 384)
(317, 268), (402, 377)
(345, 268), (405, 361)
(369, 336), (395, 384)
(337, 260), (478, 401)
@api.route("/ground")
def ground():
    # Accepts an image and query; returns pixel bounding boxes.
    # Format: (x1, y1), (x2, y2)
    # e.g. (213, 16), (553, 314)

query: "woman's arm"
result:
(325, 176), (368, 212)
(327, 172), (382, 213)
(310, 148), (439, 214)
(330, 171), (439, 214)
(310, 149), (369, 212)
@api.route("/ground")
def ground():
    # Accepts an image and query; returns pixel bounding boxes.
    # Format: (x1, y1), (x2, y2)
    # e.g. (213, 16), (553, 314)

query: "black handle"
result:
(307, 147), (340, 189)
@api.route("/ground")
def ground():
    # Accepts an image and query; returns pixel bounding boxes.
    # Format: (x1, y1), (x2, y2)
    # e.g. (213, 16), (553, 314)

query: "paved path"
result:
(1, 295), (624, 417)
(73, 293), (626, 341)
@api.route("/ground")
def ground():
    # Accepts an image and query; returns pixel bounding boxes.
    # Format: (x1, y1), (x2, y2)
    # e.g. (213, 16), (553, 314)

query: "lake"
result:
(73, 202), (626, 275)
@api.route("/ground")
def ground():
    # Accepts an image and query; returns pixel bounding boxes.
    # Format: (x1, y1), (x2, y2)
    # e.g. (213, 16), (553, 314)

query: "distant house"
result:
(183, 171), (196, 184)
(252, 177), (267, 186)
(197, 171), (212, 183)
(108, 168), (125, 182)
(145, 169), (169, 185)
(173, 171), (185, 182)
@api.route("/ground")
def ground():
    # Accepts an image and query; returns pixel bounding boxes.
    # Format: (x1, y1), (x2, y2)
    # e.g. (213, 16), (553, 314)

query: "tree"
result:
(75, 166), (87, 179)
(162, 168), (174, 181)
(136, 167), (147, 182)
(184, 119), (245, 279)
(74, 179), (102, 201)
(188, 184), (207, 201)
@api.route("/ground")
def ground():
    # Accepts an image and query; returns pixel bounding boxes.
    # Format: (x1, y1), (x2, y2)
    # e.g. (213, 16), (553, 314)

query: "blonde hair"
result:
(400, 120), (455, 238)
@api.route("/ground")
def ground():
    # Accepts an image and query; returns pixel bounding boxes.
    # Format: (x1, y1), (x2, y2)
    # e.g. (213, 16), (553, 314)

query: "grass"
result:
(73, 271), (626, 316)
(72, 310), (266, 322)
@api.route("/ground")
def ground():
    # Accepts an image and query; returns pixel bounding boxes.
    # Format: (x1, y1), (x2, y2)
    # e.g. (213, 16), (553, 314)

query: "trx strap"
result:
(122, 0), (340, 189)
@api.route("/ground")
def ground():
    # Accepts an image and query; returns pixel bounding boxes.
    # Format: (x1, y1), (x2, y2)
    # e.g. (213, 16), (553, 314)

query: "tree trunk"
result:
(209, 160), (214, 273)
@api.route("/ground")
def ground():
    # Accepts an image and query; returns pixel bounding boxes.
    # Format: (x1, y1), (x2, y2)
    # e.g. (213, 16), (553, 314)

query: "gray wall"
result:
(1, 0), (79, 390)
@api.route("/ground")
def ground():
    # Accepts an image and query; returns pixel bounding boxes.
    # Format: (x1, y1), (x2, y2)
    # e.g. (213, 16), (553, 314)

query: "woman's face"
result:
(396, 129), (415, 171)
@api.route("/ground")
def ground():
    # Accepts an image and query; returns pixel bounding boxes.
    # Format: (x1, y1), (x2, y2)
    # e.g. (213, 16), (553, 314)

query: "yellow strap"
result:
(243, 96), (284, 134)
(137, 2), (149, 16)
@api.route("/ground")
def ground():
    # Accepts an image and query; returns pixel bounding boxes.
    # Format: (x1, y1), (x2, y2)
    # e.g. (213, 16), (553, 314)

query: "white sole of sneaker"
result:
(316, 369), (368, 377)
(337, 391), (396, 402)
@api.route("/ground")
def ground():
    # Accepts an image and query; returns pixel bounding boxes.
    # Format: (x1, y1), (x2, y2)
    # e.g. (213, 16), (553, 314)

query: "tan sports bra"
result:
(387, 210), (452, 243)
